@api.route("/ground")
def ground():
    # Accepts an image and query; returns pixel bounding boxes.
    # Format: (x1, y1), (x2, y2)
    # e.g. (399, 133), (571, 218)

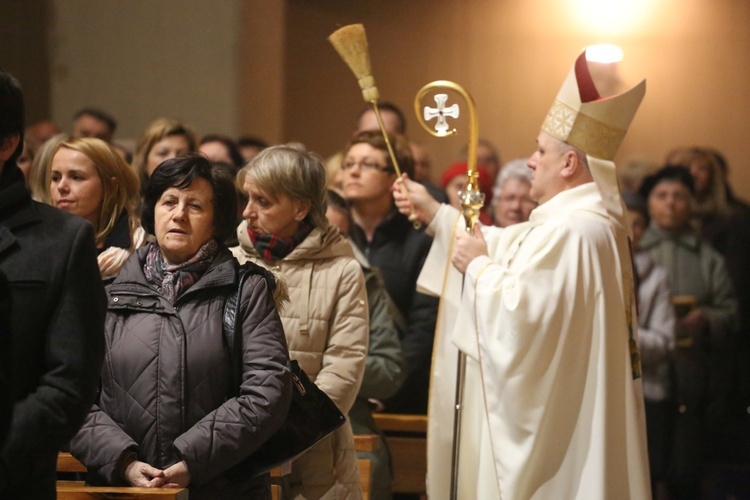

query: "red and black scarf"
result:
(247, 220), (314, 260)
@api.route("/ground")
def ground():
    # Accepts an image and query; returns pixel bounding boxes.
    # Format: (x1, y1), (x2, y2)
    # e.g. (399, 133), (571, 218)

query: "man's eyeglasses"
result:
(341, 159), (394, 173)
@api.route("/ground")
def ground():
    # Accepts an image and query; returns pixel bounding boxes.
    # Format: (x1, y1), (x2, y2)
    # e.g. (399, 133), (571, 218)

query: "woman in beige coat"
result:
(232, 143), (368, 499)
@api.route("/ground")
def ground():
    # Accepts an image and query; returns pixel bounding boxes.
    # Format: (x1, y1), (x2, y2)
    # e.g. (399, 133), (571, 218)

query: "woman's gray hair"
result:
(492, 158), (533, 208)
(239, 142), (328, 229)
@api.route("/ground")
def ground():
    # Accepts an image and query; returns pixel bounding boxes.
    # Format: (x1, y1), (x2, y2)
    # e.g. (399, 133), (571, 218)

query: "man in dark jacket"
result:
(0, 68), (106, 498)
(0, 271), (11, 451)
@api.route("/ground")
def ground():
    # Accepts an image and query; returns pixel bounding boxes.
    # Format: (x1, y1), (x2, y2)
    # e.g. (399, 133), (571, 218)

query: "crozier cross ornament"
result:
(423, 94), (459, 136)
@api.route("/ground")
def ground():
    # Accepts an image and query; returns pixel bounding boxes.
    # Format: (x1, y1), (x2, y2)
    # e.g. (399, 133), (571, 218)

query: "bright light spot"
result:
(571, 0), (651, 35)
(586, 44), (623, 63)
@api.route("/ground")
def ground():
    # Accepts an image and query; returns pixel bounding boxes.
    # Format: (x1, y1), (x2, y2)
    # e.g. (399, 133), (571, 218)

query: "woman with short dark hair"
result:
(71, 154), (292, 499)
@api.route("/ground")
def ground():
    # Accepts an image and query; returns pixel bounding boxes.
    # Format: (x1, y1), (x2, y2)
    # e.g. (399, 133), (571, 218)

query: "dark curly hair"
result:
(142, 154), (238, 242)
(638, 164), (695, 200)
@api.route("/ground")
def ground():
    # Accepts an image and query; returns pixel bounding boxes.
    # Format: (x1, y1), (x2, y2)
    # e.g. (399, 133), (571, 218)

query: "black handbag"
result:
(222, 262), (347, 477)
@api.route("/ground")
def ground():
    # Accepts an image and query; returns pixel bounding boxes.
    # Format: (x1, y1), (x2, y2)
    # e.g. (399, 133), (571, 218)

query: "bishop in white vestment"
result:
(402, 51), (651, 499)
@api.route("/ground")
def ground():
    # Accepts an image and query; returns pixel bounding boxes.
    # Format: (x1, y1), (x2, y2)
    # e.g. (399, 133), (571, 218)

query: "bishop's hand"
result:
(392, 174), (441, 225)
(452, 223), (488, 274)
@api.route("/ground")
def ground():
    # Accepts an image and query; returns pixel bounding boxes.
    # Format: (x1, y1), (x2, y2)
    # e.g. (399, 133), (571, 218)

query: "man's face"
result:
(72, 114), (112, 143)
(199, 141), (233, 165)
(410, 143), (431, 182)
(648, 180), (692, 231)
(0, 134), (20, 165)
(527, 132), (566, 205)
(357, 109), (401, 135)
(476, 143), (499, 176)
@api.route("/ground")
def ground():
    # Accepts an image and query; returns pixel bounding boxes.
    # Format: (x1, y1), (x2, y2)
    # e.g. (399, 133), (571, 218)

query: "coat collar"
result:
(348, 206), (413, 252)
(639, 222), (700, 252)
(0, 164), (39, 229)
(0, 165), (42, 257)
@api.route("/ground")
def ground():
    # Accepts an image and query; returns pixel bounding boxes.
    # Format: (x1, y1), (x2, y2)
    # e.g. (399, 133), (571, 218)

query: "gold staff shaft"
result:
(372, 101), (403, 178)
(414, 80), (485, 500)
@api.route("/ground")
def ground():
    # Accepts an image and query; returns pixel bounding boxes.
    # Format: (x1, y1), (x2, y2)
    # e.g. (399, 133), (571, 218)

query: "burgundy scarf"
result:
(143, 239), (219, 303)
(247, 220), (314, 260)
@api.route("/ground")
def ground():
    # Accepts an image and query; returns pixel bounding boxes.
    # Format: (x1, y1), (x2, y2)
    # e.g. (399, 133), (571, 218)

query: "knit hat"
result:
(440, 161), (493, 206)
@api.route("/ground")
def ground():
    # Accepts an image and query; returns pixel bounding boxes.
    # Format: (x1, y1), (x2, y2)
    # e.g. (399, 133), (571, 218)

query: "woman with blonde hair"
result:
(233, 143), (368, 499)
(27, 133), (68, 202)
(132, 118), (198, 190)
(44, 137), (144, 279)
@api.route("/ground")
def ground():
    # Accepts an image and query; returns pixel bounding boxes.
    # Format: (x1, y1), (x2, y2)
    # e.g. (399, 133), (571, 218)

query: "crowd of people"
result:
(3, 49), (750, 500)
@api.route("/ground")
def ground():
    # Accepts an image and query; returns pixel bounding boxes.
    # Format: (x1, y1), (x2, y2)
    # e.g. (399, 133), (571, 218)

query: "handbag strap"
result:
(222, 262), (278, 396)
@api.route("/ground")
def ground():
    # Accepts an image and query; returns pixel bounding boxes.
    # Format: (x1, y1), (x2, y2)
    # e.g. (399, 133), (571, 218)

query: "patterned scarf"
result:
(143, 239), (219, 303)
(247, 220), (314, 260)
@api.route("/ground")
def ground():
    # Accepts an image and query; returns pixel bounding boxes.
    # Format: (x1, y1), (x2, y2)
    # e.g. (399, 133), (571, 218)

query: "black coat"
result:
(0, 270), (11, 452)
(0, 164), (106, 499)
(350, 208), (438, 414)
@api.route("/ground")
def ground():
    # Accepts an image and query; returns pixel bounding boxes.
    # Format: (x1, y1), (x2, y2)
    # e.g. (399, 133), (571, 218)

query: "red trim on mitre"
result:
(575, 52), (600, 103)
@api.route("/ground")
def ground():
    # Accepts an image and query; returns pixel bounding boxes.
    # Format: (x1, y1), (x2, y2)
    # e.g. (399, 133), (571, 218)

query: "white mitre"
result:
(542, 51), (646, 223)
(542, 51), (646, 161)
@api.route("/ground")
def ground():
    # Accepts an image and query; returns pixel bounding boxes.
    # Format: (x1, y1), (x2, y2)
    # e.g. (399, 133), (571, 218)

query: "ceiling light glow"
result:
(585, 44), (624, 63)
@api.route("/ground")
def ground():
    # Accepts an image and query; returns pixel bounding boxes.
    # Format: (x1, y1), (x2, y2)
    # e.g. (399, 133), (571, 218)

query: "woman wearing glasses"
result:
(341, 131), (438, 415)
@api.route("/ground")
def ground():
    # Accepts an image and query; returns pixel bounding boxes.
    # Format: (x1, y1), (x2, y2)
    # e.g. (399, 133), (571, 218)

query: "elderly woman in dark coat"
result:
(71, 154), (292, 499)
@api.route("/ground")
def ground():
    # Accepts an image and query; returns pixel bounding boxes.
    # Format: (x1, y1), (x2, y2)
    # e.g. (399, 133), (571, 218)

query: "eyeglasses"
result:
(341, 159), (394, 173)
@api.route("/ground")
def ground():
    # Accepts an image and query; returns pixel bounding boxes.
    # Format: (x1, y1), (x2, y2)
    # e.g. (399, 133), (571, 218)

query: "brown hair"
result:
(345, 130), (414, 179)
(131, 118), (198, 188)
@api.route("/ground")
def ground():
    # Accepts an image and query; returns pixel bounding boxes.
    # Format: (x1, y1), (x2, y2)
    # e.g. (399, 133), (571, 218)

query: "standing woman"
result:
(132, 118), (197, 191)
(233, 143), (368, 499)
(43, 137), (144, 280)
(70, 155), (292, 499)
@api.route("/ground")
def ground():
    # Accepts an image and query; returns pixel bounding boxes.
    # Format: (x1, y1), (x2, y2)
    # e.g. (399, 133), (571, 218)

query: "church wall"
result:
(1, 1), (749, 198)
(282, 0), (750, 197)
(47, 0), (242, 141)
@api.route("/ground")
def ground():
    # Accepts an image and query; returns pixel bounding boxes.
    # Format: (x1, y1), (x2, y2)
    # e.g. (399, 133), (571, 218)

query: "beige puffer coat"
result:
(233, 221), (369, 499)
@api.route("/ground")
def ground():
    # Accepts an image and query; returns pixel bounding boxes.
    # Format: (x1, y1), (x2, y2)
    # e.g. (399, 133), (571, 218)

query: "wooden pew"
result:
(57, 452), (87, 473)
(56, 435), (379, 499)
(358, 458), (372, 500)
(373, 413), (427, 496)
(57, 480), (188, 499)
(56, 453), (187, 499)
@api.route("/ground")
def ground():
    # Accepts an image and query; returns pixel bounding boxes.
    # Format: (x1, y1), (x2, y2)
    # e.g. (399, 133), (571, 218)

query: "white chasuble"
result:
(419, 205), (521, 499)
(422, 182), (650, 499)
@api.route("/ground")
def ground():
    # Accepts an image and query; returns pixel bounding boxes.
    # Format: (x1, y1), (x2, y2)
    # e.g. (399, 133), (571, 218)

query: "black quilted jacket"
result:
(70, 244), (291, 499)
